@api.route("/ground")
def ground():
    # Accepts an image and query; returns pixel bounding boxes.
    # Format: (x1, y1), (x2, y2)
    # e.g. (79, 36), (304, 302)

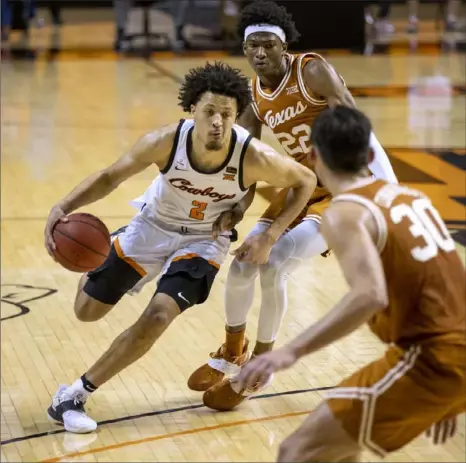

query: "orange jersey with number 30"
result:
(326, 179), (465, 458)
(333, 179), (465, 347)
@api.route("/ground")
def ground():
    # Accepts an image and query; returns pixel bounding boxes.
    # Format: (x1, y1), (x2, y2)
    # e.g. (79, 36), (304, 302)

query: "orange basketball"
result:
(52, 213), (111, 272)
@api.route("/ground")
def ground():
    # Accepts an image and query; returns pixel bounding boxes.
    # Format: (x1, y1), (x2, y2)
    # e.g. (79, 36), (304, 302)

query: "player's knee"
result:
(130, 307), (170, 347)
(259, 256), (293, 285)
(278, 403), (360, 462)
(277, 440), (293, 462)
(73, 275), (114, 322)
(133, 296), (180, 341)
(141, 304), (171, 328)
(228, 257), (258, 282)
(74, 294), (112, 322)
(277, 435), (304, 462)
(278, 434), (328, 462)
(277, 422), (320, 462)
(259, 260), (280, 278)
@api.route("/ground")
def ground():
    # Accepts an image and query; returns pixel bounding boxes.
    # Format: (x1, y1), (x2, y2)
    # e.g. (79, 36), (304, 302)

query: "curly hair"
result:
(178, 61), (251, 117)
(237, 0), (300, 44)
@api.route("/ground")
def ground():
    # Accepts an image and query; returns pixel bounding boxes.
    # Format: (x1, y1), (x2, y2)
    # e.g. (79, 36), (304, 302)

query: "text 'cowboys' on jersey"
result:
(130, 119), (253, 234)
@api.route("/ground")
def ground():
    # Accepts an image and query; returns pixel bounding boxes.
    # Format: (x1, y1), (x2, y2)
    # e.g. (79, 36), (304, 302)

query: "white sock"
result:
(65, 378), (91, 401)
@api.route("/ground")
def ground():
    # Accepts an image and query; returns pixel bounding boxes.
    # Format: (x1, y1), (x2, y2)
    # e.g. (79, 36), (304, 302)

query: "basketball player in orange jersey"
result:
(235, 105), (466, 462)
(43, 62), (317, 433)
(188, 0), (397, 410)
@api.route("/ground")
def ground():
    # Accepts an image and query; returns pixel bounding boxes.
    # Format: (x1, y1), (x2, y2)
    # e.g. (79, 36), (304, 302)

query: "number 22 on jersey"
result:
(275, 124), (311, 156)
(391, 197), (455, 262)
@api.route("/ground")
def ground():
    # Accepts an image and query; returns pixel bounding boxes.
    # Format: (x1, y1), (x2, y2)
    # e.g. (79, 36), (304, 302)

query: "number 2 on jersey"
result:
(190, 200), (207, 220)
(390, 197), (455, 262)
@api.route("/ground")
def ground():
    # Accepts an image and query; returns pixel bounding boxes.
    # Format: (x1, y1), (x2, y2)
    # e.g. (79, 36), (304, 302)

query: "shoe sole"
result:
(47, 413), (63, 425)
(47, 406), (97, 434)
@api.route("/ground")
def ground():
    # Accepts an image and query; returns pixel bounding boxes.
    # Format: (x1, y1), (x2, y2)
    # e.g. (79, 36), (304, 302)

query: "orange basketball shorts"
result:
(325, 343), (466, 457)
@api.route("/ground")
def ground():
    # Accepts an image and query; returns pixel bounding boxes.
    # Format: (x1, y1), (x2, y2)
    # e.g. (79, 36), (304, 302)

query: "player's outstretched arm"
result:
(237, 102), (263, 139)
(285, 202), (388, 357)
(44, 123), (178, 255)
(232, 139), (316, 264)
(235, 202), (389, 389)
(55, 124), (177, 215)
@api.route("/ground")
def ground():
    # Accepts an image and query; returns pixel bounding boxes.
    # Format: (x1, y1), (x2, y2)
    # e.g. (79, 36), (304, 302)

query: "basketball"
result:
(52, 213), (111, 273)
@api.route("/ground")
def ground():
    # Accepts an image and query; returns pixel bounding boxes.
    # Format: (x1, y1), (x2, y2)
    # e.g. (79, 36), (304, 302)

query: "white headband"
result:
(244, 24), (286, 43)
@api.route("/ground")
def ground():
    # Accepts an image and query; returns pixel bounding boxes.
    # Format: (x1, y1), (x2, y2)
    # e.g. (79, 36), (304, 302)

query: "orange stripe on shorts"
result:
(114, 237), (147, 277)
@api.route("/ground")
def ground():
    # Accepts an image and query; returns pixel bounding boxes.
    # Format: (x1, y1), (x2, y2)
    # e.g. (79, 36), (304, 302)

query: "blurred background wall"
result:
(1, 0), (465, 57)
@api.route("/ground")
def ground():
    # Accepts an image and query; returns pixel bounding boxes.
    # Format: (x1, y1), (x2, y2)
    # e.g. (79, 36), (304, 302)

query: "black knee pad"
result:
(83, 244), (144, 305)
(155, 256), (219, 312)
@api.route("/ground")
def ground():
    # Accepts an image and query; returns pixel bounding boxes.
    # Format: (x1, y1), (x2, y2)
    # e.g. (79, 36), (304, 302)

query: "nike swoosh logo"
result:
(178, 292), (190, 304)
(174, 166), (186, 170)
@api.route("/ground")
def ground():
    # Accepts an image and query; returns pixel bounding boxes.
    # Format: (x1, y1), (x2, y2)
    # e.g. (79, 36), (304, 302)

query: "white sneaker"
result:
(47, 385), (97, 433)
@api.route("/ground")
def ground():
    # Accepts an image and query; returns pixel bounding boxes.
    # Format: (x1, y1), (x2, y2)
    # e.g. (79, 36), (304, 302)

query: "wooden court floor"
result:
(1, 53), (465, 462)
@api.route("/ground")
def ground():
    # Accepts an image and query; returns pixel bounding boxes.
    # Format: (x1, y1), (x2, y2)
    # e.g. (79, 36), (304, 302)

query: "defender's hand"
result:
(426, 416), (457, 444)
(234, 347), (297, 390)
(44, 205), (68, 260)
(230, 232), (275, 264)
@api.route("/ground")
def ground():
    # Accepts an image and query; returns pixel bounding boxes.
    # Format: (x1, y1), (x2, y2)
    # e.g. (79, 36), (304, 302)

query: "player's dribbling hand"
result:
(230, 232), (274, 264)
(212, 206), (243, 240)
(44, 204), (68, 260)
(234, 347), (297, 390)
(426, 416), (457, 444)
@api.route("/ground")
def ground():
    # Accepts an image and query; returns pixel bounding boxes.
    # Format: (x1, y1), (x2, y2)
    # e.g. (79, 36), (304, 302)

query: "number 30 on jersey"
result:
(391, 198), (455, 262)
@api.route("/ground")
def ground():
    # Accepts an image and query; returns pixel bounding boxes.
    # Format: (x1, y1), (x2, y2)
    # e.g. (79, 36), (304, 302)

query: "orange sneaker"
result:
(187, 339), (251, 392)
(202, 372), (274, 411)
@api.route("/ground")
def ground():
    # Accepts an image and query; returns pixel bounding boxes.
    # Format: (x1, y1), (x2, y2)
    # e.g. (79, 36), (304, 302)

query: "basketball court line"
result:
(0, 385), (333, 446)
(40, 408), (313, 463)
(145, 59), (184, 84)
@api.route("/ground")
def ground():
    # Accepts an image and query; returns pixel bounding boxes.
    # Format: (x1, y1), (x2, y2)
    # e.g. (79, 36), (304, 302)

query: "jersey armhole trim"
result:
(332, 194), (388, 253)
(297, 54), (328, 106)
(250, 101), (264, 123)
(238, 134), (254, 191)
(160, 119), (185, 174)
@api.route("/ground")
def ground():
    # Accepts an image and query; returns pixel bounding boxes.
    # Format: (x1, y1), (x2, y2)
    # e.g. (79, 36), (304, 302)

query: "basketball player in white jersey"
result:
(43, 62), (316, 433)
(187, 0), (398, 410)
